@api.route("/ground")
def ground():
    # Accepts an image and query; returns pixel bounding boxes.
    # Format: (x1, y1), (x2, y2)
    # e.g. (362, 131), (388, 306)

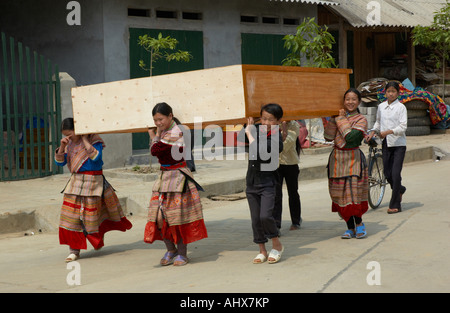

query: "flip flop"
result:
(268, 246), (284, 264)
(356, 223), (367, 239)
(173, 254), (189, 266)
(341, 229), (356, 239)
(65, 253), (79, 263)
(160, 250), (178, 266)
(253, 253), (267, 264)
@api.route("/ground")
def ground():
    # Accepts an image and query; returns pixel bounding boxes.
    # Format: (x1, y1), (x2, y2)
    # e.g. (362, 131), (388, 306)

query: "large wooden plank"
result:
(151, 65), (246, 127)
(72, 65), (246, 134)
(71, 77), (153, 134)
(243, 65), (352, 120)
(71, 64), (352, 134)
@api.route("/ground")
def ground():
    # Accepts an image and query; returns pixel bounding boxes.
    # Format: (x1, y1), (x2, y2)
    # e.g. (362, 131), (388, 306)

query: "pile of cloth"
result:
(377, 81), (450, 128)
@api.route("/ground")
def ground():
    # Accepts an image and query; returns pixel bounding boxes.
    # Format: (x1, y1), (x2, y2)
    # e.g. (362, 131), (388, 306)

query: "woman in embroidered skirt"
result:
(55, 118), (132, 262)
(324, 88), (369, 239)
(144, 102), (207, 266)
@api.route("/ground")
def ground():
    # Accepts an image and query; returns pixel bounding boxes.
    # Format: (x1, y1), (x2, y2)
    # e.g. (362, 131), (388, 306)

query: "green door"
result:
(129, 28), (204, 150)
(241, 33), (289, 65)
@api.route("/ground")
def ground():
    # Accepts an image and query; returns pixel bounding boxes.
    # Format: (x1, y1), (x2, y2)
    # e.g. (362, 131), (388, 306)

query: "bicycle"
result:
(366, 134), (387, 209)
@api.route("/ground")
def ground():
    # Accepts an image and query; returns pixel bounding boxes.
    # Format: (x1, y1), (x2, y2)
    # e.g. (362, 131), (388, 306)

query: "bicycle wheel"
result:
(368, 154), (386, 209)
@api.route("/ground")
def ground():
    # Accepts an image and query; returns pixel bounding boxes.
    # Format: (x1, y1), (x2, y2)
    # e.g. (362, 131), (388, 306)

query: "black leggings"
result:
(346, 216), (362, 230)
(382, 140), (406, 209)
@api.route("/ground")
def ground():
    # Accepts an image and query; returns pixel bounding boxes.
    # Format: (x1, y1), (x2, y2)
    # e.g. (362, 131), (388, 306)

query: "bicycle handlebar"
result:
(364, 129), (382, 147)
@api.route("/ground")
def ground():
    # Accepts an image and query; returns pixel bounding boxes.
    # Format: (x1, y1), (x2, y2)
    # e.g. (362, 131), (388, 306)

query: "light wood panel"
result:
(72, 64), (352, 134)
(151, 65), (246, 126)
(243, 65), (352, 120)
(71, 77), (153, 134)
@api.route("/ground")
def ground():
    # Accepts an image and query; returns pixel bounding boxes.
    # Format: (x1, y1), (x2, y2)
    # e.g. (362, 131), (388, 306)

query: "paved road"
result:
(0, 158), (449, 296)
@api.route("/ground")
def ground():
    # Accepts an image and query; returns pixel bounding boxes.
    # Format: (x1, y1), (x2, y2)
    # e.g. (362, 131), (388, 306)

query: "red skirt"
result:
(144, 179), (207, 245)
(328, 148), (369, 222)
(59, 216), (132, 250)
(144, 219), (208, 245)
(59, 185), (132, 250)
(329, 173), (369, 222)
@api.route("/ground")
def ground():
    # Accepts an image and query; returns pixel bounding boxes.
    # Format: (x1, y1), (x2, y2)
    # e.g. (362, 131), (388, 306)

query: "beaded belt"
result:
(160, 161), (186, 171)
(78, 170), (103, 175)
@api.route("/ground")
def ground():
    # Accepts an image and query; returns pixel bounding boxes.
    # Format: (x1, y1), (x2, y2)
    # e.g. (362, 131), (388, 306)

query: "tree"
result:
(412, 2), (450, 97)
(137, 32), (193, 171)
(282, 17), (337, 68)
(137, 32), (193, 76)
(282, 17), (337, 144)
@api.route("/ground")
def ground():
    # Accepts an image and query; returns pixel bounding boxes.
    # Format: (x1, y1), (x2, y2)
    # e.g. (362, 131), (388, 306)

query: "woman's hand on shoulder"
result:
(148, 127), (159, 139)
(81, 134), (93, 149)
(245, 117), (256, 144)
(245, 117), (255, 133)
(280, 121), (288, 141)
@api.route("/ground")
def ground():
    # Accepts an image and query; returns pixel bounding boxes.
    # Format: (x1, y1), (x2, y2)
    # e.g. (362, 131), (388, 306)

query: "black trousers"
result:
(382, 140), (406, 209)
(246, 183), (279, 244)
(273, 164), (301, 228)
(346, 216), (362, 229)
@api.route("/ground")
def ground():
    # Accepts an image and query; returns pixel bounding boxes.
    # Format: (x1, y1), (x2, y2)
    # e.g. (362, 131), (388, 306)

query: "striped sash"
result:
(63, 171), (104, 197)
(328, 148), (365, 179)
(152, 169), (186, 193)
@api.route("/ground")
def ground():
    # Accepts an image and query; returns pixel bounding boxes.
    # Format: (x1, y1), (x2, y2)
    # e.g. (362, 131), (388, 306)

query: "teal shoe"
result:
(356, 223), (367, 239)
(341, 229), (356, 239)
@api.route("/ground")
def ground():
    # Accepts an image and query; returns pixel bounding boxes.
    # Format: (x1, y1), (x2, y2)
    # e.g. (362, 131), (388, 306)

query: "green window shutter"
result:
(241, 33), (288, 66)
(129, 28), (204, 150)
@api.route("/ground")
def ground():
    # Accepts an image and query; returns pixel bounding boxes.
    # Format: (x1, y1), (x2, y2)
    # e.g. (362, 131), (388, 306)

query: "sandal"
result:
(253, 253), (267, 264)
(160, 250), (178, 266)
(173, 254), (189, 266)
(268, 246), (284, 264)
(387, 208), (401, 214)
(65, 253), (79, 263)
(356, 223), (367, 239)
(341, 229), (356, 239)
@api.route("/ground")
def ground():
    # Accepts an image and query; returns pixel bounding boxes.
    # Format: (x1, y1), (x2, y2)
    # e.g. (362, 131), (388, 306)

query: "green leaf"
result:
(136, 32), (193, 76)
(282, 16), (337, 68)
